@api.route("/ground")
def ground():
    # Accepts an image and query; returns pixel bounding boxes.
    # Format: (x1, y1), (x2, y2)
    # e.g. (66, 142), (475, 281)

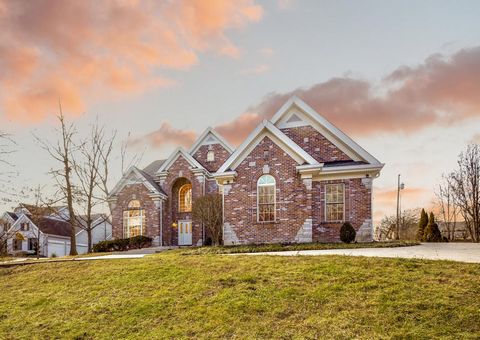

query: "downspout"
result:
(222, 182), (225, 245)
(159, 199), (163, 247)
(202, 174), (206, 245)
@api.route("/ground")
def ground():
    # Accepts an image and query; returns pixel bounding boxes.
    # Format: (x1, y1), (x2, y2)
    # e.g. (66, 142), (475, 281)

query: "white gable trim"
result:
(218, 120), (318, 173)
(189, 127), (234, 155)
(271, 96), (382, 165)
(8, 213), (43, 237)
(156, 147), (204, 174)
(109, 166), (166, 199)
(2, 212), (16, 225)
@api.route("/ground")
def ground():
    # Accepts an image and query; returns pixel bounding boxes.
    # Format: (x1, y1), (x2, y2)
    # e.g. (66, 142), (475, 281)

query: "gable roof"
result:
(156, 147), (204, 174)
(33, 216), (72, 237)
(142, 159), (166, 177)
(189, 127), (234, 155)
(270, 96), (382, 165)
(217, 120), (319, 173)
(109, 166), (167, 199)
(6, 212), (18, 221)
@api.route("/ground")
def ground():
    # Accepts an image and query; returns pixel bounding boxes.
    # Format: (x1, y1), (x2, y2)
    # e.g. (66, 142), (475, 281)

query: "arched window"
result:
(257, 174), (276, 222)
(207, 150), (215, 162)
(123, 200), (145, 238)
(179, 184), (192, 212)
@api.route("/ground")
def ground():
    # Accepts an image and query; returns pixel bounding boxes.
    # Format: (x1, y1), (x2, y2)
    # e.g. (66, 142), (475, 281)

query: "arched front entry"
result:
(172, 178), (193, 246)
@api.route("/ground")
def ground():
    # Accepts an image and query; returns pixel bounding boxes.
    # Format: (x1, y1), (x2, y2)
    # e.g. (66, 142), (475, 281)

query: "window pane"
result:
(179, 184), (192, 212)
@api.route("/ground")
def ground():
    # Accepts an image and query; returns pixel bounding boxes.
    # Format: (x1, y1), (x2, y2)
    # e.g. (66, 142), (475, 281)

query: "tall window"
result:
(123, 200), (145, 238)
(179, 184), (192, 212)
(207, 151), (215, 162)
(325, 184), (344, 221)
(257, 174), (276, 222)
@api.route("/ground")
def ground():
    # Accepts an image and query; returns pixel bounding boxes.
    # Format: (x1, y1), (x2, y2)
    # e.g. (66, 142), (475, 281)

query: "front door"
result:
(178, 220), (192, 246)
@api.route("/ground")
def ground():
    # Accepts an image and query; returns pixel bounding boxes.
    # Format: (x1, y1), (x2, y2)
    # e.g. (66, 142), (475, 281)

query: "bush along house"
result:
(108, 96), (384, 246)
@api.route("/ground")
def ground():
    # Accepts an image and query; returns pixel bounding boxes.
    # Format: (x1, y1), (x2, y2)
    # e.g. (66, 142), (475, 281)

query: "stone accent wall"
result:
(160, 155), (205, 246)
(223, 136), (311, 244)
(281, 126), (351, 163)
(312, 178), (372, 242)
(110, 183), (160, 242)
(192, 143), (231, 172)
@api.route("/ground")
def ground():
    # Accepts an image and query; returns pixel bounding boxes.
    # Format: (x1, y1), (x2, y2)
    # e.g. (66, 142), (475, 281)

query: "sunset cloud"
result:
(131, 123), (196, 149)
(0, 0), (263, 122)
(214, 46), (480, 144)
(129, 45), (480, 150)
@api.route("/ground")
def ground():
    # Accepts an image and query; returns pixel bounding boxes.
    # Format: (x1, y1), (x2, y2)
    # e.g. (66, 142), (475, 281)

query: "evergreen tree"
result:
(423, 212), (443, 242)
(417, 209), (428, 241)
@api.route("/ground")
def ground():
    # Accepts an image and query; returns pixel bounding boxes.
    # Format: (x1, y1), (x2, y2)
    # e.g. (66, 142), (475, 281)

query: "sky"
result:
(1, 0), (480, 223)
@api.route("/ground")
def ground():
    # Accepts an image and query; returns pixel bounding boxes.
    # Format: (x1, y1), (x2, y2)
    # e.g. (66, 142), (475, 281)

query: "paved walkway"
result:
(236, 243), (480, 263)
(75, 254), (146, 261)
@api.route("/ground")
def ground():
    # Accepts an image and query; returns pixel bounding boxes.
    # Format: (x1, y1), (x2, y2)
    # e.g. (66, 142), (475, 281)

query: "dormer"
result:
(189, 127), (234, 172)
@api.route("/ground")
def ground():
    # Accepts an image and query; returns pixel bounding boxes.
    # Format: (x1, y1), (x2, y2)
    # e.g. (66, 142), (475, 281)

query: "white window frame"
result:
(178, 184), (192, 213)
(324, 183), (345, 222)
(123, 200), (145, 238)
(257, 174), (276, 223)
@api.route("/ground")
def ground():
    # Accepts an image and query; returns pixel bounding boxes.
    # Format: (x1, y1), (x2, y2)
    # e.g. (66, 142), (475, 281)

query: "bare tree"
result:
(0, 216), (15, 256)
(21, 185), (53, 259)
(34, 103), (79, 255)
(376, 208), (420, 241)
(120, 132), (145, 175)
(192, 194), (223, 245)
(435, 174), (458, 241)
(0, 132), (17, 201)
(449, 144), (480, 242)
(74, 121), (115, 252)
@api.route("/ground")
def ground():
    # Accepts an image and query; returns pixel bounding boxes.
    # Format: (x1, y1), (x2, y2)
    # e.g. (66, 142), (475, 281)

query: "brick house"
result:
(108, 96), (383, 246)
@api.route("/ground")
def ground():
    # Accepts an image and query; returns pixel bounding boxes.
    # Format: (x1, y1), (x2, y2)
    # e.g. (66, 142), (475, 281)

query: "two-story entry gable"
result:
(108, 96), (383, 246)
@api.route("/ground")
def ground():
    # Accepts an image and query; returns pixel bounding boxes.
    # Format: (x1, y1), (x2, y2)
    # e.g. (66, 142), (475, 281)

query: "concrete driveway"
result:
(237, 243), (480, 263)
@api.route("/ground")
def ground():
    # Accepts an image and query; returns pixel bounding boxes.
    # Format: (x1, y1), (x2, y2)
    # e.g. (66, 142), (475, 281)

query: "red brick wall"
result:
(223, 136), (310, 244)
(192, 143), (231, 172)
(312, 178), (371, 242)
(160, 155), (205, 246)
(281, 126), (351, 163)
(110, 183), (160, 241)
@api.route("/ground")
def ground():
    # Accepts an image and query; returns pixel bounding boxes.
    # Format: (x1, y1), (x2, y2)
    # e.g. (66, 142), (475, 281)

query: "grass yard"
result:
(0, 253), (479, 339)
(179, 240), (419, 255)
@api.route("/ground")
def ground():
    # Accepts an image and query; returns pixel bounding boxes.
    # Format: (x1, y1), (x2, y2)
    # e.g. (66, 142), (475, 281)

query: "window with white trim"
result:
(325, 184), (344, 221)
(123, 200), (145, 238)
(207, 151), (215, 162)
(179, 184), (192, 212)
(257, 175), (276, 222)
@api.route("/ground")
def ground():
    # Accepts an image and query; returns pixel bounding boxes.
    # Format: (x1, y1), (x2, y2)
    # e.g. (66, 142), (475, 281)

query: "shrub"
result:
(128, 236), (152, 249)
(92, 236), (153, 253)
(417, 209), (428, 241)
(340, 222), (356, 243)
(423, 213), (443, 242)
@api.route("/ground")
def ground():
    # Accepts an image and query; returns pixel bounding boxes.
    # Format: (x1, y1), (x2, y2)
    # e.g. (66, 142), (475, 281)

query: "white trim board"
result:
(109, 166), (166, 199)
(189, 127), (234, 155)
(218, 120), (319, 173)
(270, 96), (382, 165)
(156, 147), (204, 174)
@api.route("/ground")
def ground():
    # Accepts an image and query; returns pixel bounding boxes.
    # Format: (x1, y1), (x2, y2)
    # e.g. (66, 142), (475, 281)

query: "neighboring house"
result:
(109, 96), (384, 246)
(0, 205), (112, 257)
(438, 221), (472, 241)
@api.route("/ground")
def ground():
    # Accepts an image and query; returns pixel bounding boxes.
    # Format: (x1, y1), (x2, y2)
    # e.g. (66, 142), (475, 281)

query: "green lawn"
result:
(0, 253), (479, 339)
(179, 240), (419, 255)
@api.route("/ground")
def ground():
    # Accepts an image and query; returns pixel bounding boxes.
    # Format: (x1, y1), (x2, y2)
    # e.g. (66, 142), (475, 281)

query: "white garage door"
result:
(48, 241), (67, 257)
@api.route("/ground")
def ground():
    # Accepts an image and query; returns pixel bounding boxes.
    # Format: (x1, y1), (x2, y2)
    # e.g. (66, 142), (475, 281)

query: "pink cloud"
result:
(131, 123), (197, 149)
(135, 46), (480, 150)
(215, 46), (480, 144)
(0, 0), (263, 122)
